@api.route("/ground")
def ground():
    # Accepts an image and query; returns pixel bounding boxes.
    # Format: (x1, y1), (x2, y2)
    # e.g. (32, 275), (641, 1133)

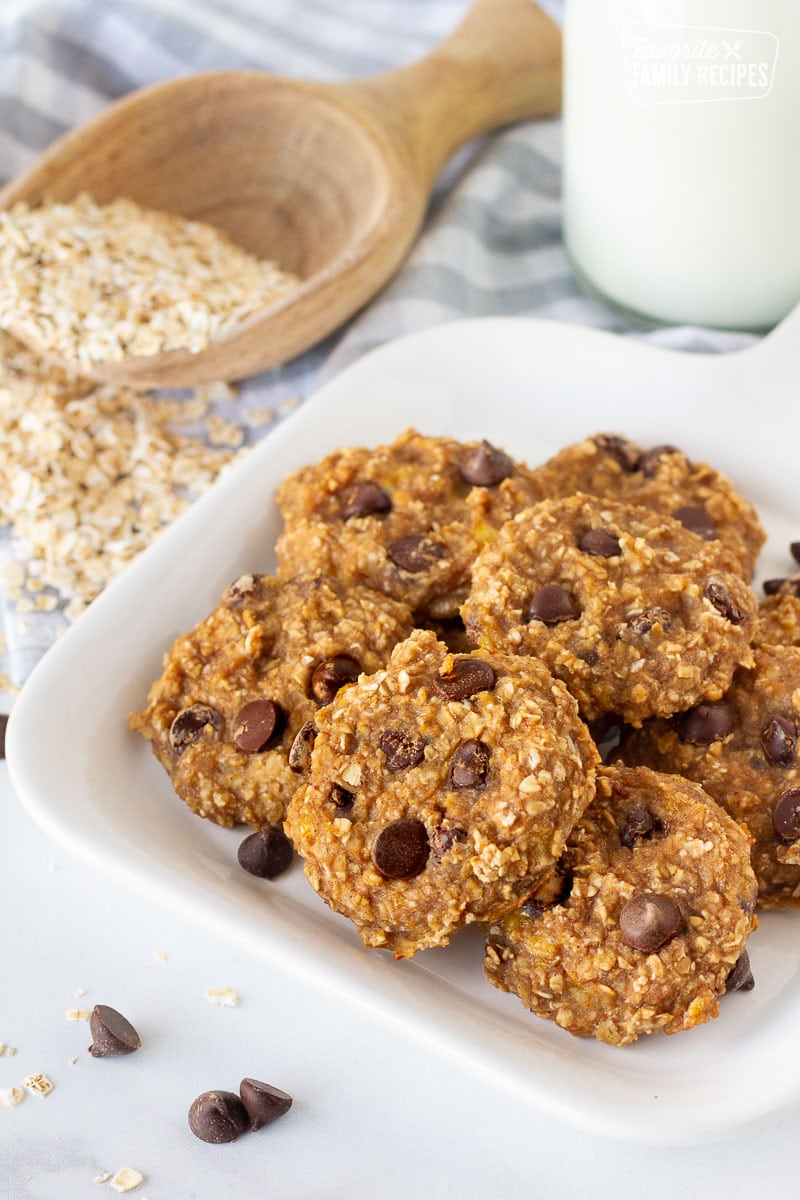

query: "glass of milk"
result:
(563, 0), (800, 329)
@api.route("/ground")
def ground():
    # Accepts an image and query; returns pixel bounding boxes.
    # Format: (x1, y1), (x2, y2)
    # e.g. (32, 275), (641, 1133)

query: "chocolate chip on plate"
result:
(676, 701), (734, 745)
(619, 807), (662, 849)
(371, 818), (429, 879)
(673, 505), (716, 541)
(450, 739), (491, 789)
(773, 789), (800, 842)
(237, 827), (293, 879)
(638, 444), (680, 477)
(526, 584), (579, 625)
(432, 657), (496, 701)
(705, 581), (747, 625)
(619, 892), (683, 953)
(459, 440), (513, 488)
(579, 528), (621, 558)
(379, 729), (426, 771)
(386, 535), (445, 573)
(309, 655), (360, 705)
(88, 1005), (141, 1057)
(341, 481), (392, 519)
(594, 434), (641, 472)
(188, 1090), (249, 1143)
(239, 1078), (293, 1131)
(169, 704), (220, 753)
(233, 699), (284, 753)
(725, 950), (755, 994)
(288, 721), (317, 773)
(761, 715), (797, 767)
(792, 543), (800, 567)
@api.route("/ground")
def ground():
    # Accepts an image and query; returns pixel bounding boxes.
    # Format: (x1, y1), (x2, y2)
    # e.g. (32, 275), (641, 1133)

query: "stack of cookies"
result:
(133, 429), (800, 1048)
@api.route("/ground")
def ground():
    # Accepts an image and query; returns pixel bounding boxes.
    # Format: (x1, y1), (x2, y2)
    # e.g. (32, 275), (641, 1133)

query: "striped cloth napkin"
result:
(0, 0), (758, 689)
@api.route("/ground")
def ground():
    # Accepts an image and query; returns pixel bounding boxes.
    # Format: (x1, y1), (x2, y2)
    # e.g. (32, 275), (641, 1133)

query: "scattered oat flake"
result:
(278, 395), (301, 414)
(66, 1009), (90, 1021)
(74, 988), (86, 998)
(245, 407), (275, 428)
(109, 1168), (144, 1193)
(22, 1073), (53, 1096)
(154, 950), (167, 962)
(205, 415), (244, 448)
(5, 1047), (17, 1057)
(93, 1173), (112, 1185)
(205, 987), (239, 1007)
(0, 1086), (24, 1107)
(68, 1057), (78, 1066)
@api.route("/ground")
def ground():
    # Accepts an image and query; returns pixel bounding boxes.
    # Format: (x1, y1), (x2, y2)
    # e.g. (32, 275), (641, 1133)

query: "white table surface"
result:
(2, 762), (799, 1199)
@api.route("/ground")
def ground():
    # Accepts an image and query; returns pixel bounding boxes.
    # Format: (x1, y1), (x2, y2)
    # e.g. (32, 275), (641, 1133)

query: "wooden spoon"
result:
(0, 0), (560, 388)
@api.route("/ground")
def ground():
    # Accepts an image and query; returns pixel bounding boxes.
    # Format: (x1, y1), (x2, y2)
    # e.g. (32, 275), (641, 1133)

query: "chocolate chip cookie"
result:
(275, 429), (544, 619)
(755, 593), (800, 649)
(462, 493), (757, 726)
(130, 574), (413, 829)
(620, 645), (800, 908)
(484, 765), (757, 1046)
(284, 629), (599, 958)
(527, 435), (764, 576)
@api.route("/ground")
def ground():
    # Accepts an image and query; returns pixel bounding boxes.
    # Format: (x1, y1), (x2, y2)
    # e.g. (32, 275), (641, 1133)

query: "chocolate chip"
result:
(0, 713), (7, 759)
(329, 783), (355, 818)
(521, 868), (573, 914)
(773, 789), (800, 842)
(761, 715), (797, 767)
(526, 584), (579, 625)
(387, 535), (445, 573)
(379, 729), (426, 771)
(725, 950), (755, 994)
(233, 699), (283, 753)
(579, 528), (621, 558)
(430, 822), (468, 858)
(626, 607), (671, 636)
(371, 818), (429, 879)
(594, 434), (641, 472)
(88, 1005), (141, 1057)
(705, 581), (747, 625)
(459, 440), (513, 487)
(449, 739), (491, 789)
(341, 481), (392, 519)
(188, 1091), (249, 1143)
(432, 657), (496, 701)
(676, 702), (734, 745)
(169, 704), (220, 753)
(638, 444), (680, 477)
(288, 721), (317, 773)
(620, 807), (662, 848)
(225, 574), (265, 605)
(239, 1078), (293, 1131)
(792, 543), (800, 567)
(237, 827), (293, 879)
(673, 505), (716, 541)
(764, 576), (800, 597)
(619, 893), (683, 953)
(309, 655), (360, 705)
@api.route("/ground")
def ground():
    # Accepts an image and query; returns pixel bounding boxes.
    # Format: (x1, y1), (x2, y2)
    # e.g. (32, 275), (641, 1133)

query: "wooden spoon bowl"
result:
(0, 0), (561, 388)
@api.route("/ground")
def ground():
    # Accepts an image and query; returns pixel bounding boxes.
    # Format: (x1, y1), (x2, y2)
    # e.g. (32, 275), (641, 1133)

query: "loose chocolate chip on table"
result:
(450, 739), (491, 789)
(620, 807), (662, 849)
(579, 528), (621, 558)
(761, 715), (797, 767)
(233, 699), (283, 753)
(379, 729), (426, 771)
(371, 817), (429, 879)
(237, 827), (293, 879)
(88, 1005), (141, 1057)
(725, 950), (755, 994)
(386, 535), (445, 573)
(239, 1078), (293, 1131)
(705, 581), (747, 625)
(430, 822), (468, 858)
(288, 721), (317, 773)
(638, 444), (680, 478)
(619, 892), (683, 953)
(526, 584), (579, 625)
(188, 1091), (249, 1144)
(432, 657), (496, 701)
(676, 701), (734, 745)
(0, 713), (7, 759)
(594, 434), (641, 472)
(459, 440), (513, 487)
(329, 783), (355, 818)
(341, 481), (392, 519)
(309, 655), (360, 705)
(773, 789), (800, 842)
(673, 505), (716, 541)
(792, 543), (800, 567)
(169, 704), (220, 753)
(626, 607), (671, 636)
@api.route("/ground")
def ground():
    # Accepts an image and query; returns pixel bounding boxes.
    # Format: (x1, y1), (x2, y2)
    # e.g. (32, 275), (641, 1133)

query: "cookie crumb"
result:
(109, 1168), (144, 1193)
(68, 1057), (78, 1066)
(93, 1174), (112, 1185)
(5, 1046), (16, 1057)
(0, 1086), (25, 1107)
(22, 1073), (53, 1096)
(66, 1009), (91, 1021)
(74, 988), (87, 998)
(278, 395), (301, 415)
(204, 987), (239, 1007)
(154, 950), (167, 962)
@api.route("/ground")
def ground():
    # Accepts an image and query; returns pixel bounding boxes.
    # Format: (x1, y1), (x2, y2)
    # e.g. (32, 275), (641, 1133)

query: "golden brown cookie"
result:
(484, 765), (757, 1046)
(755, 575), (800, 648)
(275, 429), (544, 619)
(130, 574), (413, 829)
(285, 629), (599, 958)
(462, 493), (757, 725)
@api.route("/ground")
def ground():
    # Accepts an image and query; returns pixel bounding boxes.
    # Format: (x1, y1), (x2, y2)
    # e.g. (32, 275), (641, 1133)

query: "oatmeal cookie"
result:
(462, 493), (757, 725)
(484, 765), (757, 1046)
(528, 434), (764, 576)
(755, 575), (800, 648)
(620, 645), (800, 908)
(275, 429), (543, 619)
(130, 574), (413, 829)
(284, 629), (599, 958)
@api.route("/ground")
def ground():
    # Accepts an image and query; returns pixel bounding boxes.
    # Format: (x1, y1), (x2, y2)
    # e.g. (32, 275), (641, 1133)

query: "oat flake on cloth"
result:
(0, 0), (757, 694)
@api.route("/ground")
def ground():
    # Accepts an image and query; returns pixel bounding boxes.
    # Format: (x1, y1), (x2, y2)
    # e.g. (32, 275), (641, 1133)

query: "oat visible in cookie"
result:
(285, 629), (599, 958)
(484, 765), (757, 1046)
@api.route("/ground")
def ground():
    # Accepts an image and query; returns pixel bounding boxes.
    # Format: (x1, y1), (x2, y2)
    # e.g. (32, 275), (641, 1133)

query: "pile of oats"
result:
(0, 194), (299, 370)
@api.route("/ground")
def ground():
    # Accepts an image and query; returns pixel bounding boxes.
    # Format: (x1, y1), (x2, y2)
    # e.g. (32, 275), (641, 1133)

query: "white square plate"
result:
(8, 314), (800, 1145)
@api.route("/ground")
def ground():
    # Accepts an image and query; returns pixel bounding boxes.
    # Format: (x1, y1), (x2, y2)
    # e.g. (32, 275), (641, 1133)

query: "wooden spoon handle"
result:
(342, 0), (561, 187)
